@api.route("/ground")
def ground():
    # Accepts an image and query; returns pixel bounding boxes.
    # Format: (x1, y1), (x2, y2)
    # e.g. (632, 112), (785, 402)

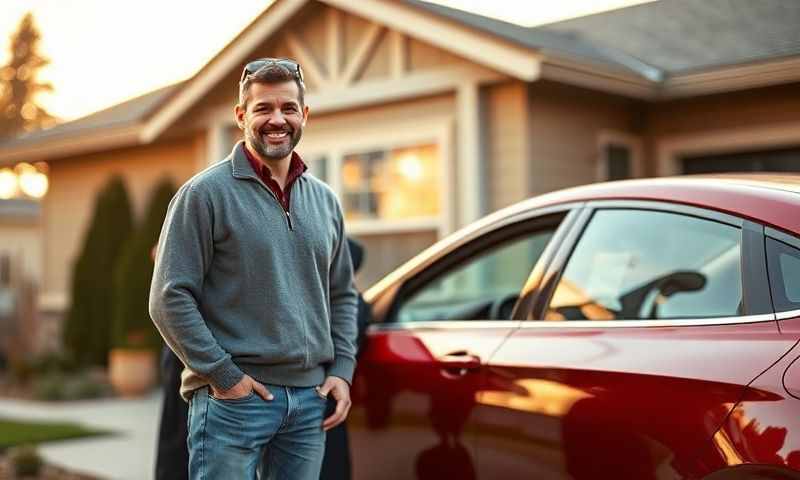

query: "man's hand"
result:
(318, 376), (351, 431)
(211, 374), (273, 401)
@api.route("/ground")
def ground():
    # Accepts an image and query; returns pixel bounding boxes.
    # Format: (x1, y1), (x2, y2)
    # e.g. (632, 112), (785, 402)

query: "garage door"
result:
(682, 146), (800, 174)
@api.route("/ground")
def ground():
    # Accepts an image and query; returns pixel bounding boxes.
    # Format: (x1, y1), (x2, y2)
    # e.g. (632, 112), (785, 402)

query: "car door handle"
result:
(437, 351), (481, 377)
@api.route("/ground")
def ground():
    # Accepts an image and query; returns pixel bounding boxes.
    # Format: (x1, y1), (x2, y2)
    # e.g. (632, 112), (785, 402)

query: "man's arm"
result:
(319, 201), (359, 430)
(148, 183), (244, 393)
(325, 202), (359, 384)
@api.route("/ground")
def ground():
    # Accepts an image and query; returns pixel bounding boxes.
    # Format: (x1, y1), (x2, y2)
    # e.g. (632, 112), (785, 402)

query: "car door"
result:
(474, 201), (799, 479)
(348, 206), (579, 480)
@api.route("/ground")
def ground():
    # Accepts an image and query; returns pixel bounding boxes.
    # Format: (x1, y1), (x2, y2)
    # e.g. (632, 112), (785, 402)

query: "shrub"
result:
(63, 176), (134, 366)
(8, 444), (43, 476)
(112, 178), (176, 352)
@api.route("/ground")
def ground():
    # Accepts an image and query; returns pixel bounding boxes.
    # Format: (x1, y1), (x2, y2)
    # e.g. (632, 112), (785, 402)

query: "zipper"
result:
(285, 210), (293, 231)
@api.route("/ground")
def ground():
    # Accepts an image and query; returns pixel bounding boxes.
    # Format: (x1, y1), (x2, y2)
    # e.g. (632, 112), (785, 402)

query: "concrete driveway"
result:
(0, 390), (163, 480)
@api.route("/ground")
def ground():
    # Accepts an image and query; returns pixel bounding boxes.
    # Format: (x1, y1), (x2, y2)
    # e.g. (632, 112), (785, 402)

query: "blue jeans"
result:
(187, 383), (327, 479)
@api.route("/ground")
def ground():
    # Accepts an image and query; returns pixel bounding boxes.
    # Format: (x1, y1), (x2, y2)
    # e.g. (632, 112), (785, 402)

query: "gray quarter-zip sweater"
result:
(149, 142), (358, 401)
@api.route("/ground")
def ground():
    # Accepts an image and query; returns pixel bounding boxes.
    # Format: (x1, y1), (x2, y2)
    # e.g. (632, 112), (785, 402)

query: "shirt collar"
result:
(242, 143), (308, 185)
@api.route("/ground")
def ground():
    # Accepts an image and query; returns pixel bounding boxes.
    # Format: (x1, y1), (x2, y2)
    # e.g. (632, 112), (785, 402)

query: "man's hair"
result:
(238, 63), (306, 108)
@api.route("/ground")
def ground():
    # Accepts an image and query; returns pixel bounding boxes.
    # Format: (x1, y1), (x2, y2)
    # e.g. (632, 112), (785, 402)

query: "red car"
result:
(348, 175), (800, 480)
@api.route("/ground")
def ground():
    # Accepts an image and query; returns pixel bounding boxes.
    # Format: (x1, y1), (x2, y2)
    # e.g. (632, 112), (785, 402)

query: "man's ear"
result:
(301, 105), (310, 127)
(234, 104), (246, 130)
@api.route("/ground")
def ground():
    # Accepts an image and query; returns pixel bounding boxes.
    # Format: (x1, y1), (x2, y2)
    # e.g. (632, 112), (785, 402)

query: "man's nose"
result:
(267, 111), (286, 126)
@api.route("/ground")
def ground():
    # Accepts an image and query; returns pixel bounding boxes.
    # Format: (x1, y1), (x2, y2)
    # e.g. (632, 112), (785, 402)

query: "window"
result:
(605, 144), (632, 181)
(341, 144), (440, 222)
(307, 155), (328, 184)
(766, 237), (800, 311)
(546, 209), (743, 321)
(395, 226), (558, 322)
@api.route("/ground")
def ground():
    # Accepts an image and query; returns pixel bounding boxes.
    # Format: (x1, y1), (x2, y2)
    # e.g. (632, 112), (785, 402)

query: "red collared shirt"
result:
(244, 146), (308, 212)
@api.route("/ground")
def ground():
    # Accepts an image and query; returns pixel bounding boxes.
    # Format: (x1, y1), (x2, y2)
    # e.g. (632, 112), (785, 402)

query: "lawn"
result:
(0, 418), (110, 449)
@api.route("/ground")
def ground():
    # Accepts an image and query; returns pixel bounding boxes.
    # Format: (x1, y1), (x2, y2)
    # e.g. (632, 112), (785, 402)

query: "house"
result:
(0, 0), (799, 338)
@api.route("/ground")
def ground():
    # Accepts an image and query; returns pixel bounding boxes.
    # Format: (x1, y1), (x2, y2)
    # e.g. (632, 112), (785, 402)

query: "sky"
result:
(0, 0), (653, 122)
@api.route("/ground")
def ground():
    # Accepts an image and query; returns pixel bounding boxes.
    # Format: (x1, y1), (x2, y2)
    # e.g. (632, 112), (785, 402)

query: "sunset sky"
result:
(0, 0), (653, 122)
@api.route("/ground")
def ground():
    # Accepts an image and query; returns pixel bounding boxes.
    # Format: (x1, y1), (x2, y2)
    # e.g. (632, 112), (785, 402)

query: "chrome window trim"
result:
(776, 309), (800, 321)
(369, 314), (776, 331)
(370, 320), (522, 331)
(588, 199), (744, 227)
(765, 226), (800, 250)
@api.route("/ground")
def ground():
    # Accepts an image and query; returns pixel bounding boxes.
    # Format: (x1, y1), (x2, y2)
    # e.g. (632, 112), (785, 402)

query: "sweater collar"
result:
(230, 141), (307, 183)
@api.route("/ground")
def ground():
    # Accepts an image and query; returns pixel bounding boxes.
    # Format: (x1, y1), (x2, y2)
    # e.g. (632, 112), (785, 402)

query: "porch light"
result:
(0, 168), (17, 199)
(16, 162), (49, 198)
(397, 153), (423, 182)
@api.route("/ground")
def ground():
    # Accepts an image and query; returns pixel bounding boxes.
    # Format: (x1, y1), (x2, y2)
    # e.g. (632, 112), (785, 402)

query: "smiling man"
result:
(149, 58), (358, 479)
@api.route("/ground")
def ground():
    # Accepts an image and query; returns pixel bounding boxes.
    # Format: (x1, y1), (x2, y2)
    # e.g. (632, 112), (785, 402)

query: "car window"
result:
(546, 209), (743, 321)
(395, 227), (558, 322)
(766, 237), (800, 311)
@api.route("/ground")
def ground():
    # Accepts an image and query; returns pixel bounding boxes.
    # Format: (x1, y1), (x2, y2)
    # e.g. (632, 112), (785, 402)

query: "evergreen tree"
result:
(63, 176), (134, 365)
(0, 12), (55, 139)
(112, 178), (176, 352)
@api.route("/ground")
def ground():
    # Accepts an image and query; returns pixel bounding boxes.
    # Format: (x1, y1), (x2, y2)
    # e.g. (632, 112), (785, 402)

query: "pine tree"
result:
(63, 177), (134, 365)
(112, 178), (176, 352)
(0, 12), (55, 139)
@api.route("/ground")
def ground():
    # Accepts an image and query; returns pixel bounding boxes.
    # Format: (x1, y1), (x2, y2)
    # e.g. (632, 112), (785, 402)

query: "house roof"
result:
(0, 82), (183, 151)
(403, 0), (663, 80)
(540, 0), (800, 76)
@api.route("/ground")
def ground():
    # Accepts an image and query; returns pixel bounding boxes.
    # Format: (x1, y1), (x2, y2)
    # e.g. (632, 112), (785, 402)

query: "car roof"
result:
(511, 173), (800, 235)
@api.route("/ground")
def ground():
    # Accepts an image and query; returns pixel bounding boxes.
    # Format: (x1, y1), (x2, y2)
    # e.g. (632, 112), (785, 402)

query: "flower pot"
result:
(108, 348), (156, 397)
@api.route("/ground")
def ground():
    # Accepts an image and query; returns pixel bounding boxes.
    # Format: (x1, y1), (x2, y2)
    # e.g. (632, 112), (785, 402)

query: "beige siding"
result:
(647, 83), (800, 137)
(408, 38), (471, 72)
(485, 81), (531, 211)
(528, 81), (639, 195)
(42, 135), (200, 307)
(0, 221), (42, 283)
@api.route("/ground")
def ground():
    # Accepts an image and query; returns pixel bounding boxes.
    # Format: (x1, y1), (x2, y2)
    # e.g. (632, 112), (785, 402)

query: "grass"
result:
(0, 418), (111, 449)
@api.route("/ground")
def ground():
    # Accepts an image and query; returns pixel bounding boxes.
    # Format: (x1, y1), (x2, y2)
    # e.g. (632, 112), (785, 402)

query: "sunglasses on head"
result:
(240, 58), (304, 84)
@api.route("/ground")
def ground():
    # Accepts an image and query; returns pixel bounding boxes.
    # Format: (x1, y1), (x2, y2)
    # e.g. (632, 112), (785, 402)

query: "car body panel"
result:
(351, 174), (800, 479)
(474, 320), (797, 479)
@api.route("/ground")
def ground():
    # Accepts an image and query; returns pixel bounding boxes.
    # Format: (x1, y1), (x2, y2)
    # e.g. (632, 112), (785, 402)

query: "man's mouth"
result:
(262, 130), (290, 140)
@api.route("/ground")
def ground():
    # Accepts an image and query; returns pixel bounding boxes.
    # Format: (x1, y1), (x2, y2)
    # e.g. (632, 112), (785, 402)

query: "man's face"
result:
(235, 80), (309, 161)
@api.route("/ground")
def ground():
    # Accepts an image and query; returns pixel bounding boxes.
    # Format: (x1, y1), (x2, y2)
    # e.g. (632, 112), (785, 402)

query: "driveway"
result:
(0, 390), (163, 480)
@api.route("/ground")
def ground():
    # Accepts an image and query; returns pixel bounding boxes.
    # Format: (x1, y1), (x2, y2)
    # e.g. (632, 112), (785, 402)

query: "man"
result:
(149, 58), (358, 479)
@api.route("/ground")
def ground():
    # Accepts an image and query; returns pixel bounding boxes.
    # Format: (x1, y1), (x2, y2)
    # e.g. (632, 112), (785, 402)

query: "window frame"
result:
(297, 116), (455, 237)
(596, 130), (645, 181)
(527, 200), (774, 326)
(765, 226), (800, 319)
(377, 204), (580, 326)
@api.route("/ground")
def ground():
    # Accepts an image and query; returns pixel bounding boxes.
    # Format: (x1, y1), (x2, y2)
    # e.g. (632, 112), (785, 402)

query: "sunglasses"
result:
(240, 58), (304, 84)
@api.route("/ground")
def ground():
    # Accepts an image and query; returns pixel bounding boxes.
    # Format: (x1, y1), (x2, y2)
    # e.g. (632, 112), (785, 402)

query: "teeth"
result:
(266, 132), (288, 138)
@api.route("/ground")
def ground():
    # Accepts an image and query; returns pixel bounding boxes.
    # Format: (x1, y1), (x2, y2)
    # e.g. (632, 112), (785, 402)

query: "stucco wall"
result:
(41, 134), (203, 310)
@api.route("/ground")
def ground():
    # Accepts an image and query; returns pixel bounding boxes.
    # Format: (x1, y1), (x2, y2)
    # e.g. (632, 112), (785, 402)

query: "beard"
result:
(245, 123), (303, 161)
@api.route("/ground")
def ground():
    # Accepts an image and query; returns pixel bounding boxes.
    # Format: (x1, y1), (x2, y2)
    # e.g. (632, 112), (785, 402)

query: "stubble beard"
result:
(246, 124), (303, 161)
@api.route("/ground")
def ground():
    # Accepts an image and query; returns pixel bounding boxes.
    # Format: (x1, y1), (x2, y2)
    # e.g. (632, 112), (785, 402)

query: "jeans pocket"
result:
(314, 385), (328, 400)
(208, 389), (256, 404)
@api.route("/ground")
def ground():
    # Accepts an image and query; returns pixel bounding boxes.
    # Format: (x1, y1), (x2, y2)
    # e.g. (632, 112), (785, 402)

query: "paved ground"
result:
(0, 390), (163, 480)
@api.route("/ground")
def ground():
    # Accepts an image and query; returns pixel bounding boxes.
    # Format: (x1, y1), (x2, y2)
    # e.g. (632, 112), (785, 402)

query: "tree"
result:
(63, 177), (134, 365)
(0, 12), (55, 139)
(112, 178), (176, 352)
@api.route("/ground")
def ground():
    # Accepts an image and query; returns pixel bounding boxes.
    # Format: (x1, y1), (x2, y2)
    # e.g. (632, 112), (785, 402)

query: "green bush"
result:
(112, 178), (176, 351)
(8, 444), (43, 476)
(31, 371), (110, 401)
(63, 176), (134, 366)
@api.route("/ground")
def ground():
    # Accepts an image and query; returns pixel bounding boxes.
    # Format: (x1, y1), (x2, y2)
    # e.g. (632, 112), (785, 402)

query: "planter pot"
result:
(108, 348), (157, 397)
